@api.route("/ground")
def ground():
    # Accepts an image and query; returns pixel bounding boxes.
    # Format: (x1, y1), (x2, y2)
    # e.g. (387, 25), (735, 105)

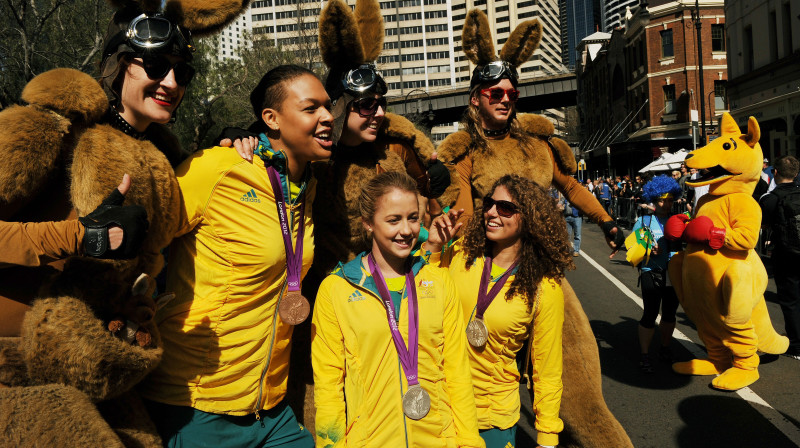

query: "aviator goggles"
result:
(480, 87), (520, 104)
(475, 61), (518, 84)
(130, 56), (195, 86)
(104, 13), (195, 60)
(353, 96), (388, 118)
(342, 64), (387, 94)
(482, 196), (520, 218)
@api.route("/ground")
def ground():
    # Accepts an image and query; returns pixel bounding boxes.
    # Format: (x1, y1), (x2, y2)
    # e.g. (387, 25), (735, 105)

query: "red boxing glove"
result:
(665, 214), (691, 241)
(684, 216), (726, 249)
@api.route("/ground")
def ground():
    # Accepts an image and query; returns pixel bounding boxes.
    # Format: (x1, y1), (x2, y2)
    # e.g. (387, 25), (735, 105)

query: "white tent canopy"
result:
(638, 149), (689, 173)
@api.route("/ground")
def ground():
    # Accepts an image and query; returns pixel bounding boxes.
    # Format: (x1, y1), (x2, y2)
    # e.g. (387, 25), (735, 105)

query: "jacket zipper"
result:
(253, 169), (299, 420)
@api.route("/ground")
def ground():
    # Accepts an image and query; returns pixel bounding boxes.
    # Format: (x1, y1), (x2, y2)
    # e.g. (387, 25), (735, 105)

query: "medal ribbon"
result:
(475, 257), (519, 320)
(266, 166), (306, 293)
(367, 254), (420, 387)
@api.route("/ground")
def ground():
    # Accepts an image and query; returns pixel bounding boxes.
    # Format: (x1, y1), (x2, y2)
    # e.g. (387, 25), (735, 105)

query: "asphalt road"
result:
(516, 220), (800, 448)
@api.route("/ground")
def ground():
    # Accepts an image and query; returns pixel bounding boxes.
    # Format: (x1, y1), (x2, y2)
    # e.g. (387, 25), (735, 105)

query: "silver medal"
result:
(466, 318), (489, 348)
(402, 384), (430, 420)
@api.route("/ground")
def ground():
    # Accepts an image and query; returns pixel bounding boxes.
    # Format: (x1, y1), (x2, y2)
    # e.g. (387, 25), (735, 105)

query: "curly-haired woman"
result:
(630, 174), (683, 373)
(425, 175), (574, 448)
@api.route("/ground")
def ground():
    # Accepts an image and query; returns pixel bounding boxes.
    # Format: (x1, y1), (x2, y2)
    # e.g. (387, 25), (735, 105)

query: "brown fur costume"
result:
(431, 8), (633, 448)
(437, 117), (632, 448)
(0, 2), (249, 445)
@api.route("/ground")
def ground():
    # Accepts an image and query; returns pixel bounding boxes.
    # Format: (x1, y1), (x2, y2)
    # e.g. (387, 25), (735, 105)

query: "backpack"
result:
(772, 185), (800, 255)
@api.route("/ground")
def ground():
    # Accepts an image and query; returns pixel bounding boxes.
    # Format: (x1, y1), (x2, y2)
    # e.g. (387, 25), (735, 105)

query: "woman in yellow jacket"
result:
(425, 175), (575, 448)
(311, 171), (484, 448)
(139, 65), (334, 447)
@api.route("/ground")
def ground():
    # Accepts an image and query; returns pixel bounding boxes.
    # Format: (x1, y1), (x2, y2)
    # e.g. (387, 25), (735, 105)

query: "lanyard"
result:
(475, 257), (519, 320)
(367, 254), (420, 387)
(266, 166), (305, 293)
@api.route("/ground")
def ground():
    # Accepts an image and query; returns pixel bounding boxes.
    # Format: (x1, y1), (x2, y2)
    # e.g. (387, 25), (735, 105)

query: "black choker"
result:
(483, 126), (510, 137)
(106, 107), (145, 140)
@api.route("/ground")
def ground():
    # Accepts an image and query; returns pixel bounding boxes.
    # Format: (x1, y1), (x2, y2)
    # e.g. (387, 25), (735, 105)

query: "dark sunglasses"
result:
(480, 87), (520, 104)
(482, 196), (519, 218)
(353, 96), (387, 118)
(131, 56), (195, 86)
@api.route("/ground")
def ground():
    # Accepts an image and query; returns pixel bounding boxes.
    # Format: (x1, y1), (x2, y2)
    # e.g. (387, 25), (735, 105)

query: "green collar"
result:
(332, 251), (427, 298)
(255, 133), (311, 204)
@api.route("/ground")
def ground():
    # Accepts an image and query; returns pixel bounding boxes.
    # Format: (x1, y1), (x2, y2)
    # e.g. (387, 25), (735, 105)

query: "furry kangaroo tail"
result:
(753, 298), (789, 354)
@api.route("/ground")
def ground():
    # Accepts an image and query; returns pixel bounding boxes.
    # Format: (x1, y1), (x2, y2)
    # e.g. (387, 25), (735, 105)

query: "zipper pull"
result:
(254, 410), (261, 421)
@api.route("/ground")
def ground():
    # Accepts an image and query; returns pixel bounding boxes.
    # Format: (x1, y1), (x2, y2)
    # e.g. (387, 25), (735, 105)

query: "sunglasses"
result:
(482, 196), (520, 218)
(353, 96), (387, 118)
(131, 56), (195, 86)
(480, 87), (520, 104)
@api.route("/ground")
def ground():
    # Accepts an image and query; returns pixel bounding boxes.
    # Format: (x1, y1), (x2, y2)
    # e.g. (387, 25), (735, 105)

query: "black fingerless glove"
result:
(79, 189), (149, 259)
(601, 220), (625, 248)
(215, 126), (259, 144)
(426, 159), (451, 198)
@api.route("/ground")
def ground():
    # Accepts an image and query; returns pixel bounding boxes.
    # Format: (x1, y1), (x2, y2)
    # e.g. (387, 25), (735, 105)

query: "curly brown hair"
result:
(461, 175), (575, 303)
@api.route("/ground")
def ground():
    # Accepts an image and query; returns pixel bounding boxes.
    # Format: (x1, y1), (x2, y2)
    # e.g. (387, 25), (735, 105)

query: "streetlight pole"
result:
(694, 0), (706, 139)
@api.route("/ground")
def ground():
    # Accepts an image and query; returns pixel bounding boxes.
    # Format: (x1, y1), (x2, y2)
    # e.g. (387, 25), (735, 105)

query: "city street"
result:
(517, 221), (800, 448)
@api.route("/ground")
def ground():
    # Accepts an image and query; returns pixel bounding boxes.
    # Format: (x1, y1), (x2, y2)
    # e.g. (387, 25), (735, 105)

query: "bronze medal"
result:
(279, 291), (310, 325)
(466, 318), (489, 348)
(402, 384), (431, 420)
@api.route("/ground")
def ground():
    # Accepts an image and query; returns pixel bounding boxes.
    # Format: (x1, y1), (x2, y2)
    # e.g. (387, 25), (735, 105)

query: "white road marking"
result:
(580, 249), (800, 446)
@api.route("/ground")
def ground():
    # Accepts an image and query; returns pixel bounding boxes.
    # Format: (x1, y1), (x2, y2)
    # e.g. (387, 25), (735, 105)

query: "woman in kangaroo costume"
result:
(434, 9), (632, 448)
(0, 1), (249, 446)
(287, 0), (457, 432)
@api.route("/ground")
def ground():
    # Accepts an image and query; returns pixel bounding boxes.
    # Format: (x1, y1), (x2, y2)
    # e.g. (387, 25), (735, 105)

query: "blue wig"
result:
(642, 174), (682, 202)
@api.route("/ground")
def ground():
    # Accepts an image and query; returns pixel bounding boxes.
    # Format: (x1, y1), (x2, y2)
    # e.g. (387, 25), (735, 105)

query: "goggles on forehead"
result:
(475, 61), (518, 84)
(342, 64), (387, 94)
(104, 13), (195, 60)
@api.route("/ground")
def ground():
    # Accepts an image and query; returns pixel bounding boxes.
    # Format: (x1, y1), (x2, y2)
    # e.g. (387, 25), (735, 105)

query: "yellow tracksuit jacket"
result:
(140, 141), (314, 416)
(311, 253), (485, 448)
(432, 241), (564, 447)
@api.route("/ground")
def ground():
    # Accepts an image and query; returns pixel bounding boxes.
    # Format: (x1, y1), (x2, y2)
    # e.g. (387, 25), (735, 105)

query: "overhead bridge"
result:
(387, 72), (577, 126)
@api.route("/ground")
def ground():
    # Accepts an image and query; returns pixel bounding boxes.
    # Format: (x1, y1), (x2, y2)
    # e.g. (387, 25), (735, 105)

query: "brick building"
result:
(577, 0), (726, 178)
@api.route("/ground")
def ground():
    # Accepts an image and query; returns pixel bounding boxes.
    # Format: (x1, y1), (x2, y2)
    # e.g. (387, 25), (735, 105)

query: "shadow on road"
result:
(591, 317), (693, 390)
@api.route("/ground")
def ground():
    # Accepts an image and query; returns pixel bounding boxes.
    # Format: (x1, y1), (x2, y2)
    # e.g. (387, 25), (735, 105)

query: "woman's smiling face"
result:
(118, 55), (187, 131)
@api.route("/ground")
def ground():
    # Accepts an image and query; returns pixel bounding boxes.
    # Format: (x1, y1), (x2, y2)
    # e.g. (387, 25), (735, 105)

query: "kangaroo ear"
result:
(500, 19), (542, 67)
(355, 0), (384, 62)
(320, 0), (365, 69)
(462, 9), (496, 66)
(719, 112), (739, 136)
(743, 116), (760, 147)
(163, 0), (252, 36)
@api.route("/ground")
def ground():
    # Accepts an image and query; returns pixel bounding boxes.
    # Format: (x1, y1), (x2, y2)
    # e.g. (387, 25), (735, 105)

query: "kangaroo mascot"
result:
(666, 112), (789, 390)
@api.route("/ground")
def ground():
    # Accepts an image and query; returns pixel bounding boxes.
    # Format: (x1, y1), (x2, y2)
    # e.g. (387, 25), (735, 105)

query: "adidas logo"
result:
(240, 189), (261, 203)
(347, 290), (365, 303)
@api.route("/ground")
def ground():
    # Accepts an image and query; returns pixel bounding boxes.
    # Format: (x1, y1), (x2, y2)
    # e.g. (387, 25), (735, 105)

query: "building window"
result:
(400, 26), (422, 34)
(252, 0), (272, 6)
(379, 54), (400, 63)
(714, 81), (727, 111)
(743, 26), (754, 71)
(427, 51), (449, 59)
(711, 24), (725, 52)
(386, 28), (398, 36)
(252, 13), (273, 21)
(429, 78), (451, 86)
(660, 29), (673, 58)
(401, 39), (423, 48)
(496, 5), (508, 12)
(663, 85), (676, 114)
(426, 37), (449, 46)
(400, 52), (424, 62)
(384, 41), (399, 49)
(426, 23), (448, 32)
(424, 10), (447, 19)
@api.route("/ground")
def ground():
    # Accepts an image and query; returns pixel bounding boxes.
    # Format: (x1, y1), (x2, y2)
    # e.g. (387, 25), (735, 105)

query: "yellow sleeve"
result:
(173, 147), (235, 237)
(311, 276), (347, 448)
(532, 279), (565, 447)
(440, 272), (485, 448)
(422, 238), (458, 268)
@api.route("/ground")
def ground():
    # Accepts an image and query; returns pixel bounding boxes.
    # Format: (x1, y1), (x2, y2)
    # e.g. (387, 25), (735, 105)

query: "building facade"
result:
(561, 0), (600, 70)
(577, 0), (727, 178)
(725, 0), (800, 160)
(217, 6), (253, 60)
(248, 0), (565, 97)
